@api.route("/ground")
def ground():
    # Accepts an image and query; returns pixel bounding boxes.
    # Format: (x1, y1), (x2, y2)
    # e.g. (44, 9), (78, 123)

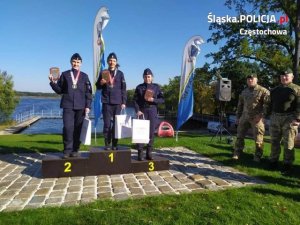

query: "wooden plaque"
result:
(50, 67), (60, 80)
(144, 89), (154, 100)
(101, 70), (110, 82)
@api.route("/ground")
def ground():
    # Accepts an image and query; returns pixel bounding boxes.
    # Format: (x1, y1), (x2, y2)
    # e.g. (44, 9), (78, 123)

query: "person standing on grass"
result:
(265, 68), (300, 175)
(49, 53), (92, 158)
(233, 74), (269, 162)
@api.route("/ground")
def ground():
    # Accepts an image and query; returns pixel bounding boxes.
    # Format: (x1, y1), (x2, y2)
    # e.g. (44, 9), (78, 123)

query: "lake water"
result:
(14, 97), (135, 134)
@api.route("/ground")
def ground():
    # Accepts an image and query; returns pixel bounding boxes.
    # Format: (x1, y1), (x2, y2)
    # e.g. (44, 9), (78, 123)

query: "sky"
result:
(0, 0), (234, 92)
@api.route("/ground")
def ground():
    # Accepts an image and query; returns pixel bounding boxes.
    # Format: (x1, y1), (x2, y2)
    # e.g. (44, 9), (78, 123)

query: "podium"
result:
(42, 146), (169, 178)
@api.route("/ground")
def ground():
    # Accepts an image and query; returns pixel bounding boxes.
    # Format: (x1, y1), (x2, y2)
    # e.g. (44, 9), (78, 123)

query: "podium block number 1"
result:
(109, 153), (114, 163)
(64, 162), (72, 173)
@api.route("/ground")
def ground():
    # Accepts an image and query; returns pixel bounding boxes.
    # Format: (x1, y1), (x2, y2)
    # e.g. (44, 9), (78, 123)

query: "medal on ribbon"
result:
(70, 70), (80, 89)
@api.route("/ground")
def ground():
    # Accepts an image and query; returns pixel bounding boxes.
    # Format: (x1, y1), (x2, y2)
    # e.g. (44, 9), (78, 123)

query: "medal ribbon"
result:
(70, 70), (81, 87)
(109, 69), (117, 86)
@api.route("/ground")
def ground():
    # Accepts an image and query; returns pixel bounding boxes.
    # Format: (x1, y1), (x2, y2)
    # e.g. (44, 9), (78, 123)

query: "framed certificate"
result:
(50, 67), (60, 80)
(101, 70), (110, 82)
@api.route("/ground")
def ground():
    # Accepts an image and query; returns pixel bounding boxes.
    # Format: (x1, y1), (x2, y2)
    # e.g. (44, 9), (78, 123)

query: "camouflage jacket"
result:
(236, 84), (270, 119)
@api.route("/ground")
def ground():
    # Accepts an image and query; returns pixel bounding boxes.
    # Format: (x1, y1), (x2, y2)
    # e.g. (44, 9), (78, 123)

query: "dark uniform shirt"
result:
(50, 69), (92, 109)
(96, 69), (127, 104)
(134, 83), (164, 112)
(268, 83), (300, 119)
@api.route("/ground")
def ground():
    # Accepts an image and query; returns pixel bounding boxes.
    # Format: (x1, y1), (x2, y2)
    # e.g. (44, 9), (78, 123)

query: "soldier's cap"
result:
(70, 53), (82, 62)
(107, 52), (117, 61)
(281, 68), (293, 75)
(246, 74), (257, 79)
(143, 68), (153, 76)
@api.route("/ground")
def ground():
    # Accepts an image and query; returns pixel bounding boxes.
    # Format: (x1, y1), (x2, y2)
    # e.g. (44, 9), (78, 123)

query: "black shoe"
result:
(138, 149), (143, 161)
(112, 146), (118, 150)
(269, 161), (278, 170)
(104, 146), (111, 150)
(62, 153), (71, 159)
(70, 152), (80, 157)
(281, 164), (293, 176)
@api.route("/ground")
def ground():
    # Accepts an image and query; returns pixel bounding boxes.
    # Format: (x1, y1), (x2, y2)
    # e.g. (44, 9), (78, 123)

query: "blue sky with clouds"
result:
(0, 0), (236, 92)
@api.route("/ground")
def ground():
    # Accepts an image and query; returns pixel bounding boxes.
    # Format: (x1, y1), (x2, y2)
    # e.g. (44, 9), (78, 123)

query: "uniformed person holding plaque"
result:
(96, 52), (127, 150)
(49, 53), (92, 158)
(233, 74), (269, 161)
(133, 68), (164, 161)
(265, 68), (300, 174)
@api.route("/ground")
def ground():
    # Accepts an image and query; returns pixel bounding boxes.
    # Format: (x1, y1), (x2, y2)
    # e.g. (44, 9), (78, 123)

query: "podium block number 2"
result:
(64, 162), (72, 173)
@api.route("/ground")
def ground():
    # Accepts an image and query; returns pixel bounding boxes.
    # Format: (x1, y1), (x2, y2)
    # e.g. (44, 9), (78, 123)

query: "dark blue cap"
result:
(143, 68), (153, 76)
(107, 52), (117, 61)
(70, 53), (82, 62)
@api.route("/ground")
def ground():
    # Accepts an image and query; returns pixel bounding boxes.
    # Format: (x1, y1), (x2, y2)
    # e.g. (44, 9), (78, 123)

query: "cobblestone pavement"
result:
(0, 147), (265, 212)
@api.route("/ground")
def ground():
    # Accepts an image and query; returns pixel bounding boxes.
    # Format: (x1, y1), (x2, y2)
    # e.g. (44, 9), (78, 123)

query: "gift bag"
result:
(80, 116), (91, 145)
(132, 118), (150, 143)
(115, 114), (132, 139)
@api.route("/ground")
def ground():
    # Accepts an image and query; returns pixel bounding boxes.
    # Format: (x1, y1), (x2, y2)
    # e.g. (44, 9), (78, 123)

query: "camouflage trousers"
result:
(269, 113), (298, 165)
(234, 115), (265, 157)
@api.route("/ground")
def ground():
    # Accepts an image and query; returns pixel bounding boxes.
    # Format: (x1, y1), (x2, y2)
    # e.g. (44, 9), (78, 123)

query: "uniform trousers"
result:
(137, 107), (157, 150)
(234, 114), (265, 157)
(63, 108), (85, 154)
(102, 103), (121, 145)
(269, 113), (298, 165)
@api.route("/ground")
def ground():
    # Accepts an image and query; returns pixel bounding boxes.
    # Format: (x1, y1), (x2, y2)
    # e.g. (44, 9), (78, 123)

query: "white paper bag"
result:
(132, 118), (150, 143)
(80, 117), (91, 145)
(115, 114), (132, 139)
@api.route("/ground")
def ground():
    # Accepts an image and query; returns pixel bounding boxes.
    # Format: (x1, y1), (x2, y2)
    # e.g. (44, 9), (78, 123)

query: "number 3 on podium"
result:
(148, 162), (154, 171)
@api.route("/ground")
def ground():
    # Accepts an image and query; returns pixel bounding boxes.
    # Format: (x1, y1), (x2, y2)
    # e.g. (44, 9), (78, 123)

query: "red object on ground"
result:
(157, 121), (174, 137)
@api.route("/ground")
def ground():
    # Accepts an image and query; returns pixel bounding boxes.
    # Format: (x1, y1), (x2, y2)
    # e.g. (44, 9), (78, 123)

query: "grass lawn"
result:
(0, 133), (299, 225)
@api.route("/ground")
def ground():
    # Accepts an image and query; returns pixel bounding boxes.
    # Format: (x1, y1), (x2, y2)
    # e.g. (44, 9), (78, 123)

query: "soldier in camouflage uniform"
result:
(265, 68), (300, 174)
(233, 74), (270, 161)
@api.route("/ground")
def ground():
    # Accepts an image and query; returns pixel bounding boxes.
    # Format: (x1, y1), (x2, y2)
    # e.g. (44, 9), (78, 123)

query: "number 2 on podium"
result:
(109, 153), (114, 163)
(64, 162), (71, 172)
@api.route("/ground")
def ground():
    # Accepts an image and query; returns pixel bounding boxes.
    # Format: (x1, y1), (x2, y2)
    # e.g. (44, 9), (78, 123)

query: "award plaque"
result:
(50, 67), (60, 81)
(101, 70), (110, 83)
(144, 89), (154, 100)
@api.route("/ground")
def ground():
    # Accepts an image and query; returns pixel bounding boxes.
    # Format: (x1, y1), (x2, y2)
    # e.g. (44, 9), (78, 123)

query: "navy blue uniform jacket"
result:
(50, 69), (92, 109)
(96, 70), (127, 104)
(134, 83), (164, 112)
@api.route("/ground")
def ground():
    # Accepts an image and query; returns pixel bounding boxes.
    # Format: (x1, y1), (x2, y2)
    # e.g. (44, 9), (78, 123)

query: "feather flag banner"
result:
(176, 36), (204, 132)
(93, 6), (109, 128)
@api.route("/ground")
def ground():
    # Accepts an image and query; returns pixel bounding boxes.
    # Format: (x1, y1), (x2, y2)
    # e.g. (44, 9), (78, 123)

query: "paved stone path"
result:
(0, 147), (265, 212)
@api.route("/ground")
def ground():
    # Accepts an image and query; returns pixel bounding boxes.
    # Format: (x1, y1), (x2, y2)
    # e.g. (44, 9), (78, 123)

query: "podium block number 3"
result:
(64, 162), (72, 173)
(148, 162), (155, 171)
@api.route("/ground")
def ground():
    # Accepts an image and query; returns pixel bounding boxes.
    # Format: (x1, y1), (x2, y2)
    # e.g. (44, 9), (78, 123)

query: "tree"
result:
(0, 70), (19, 123)
(207, 0), (300, 82)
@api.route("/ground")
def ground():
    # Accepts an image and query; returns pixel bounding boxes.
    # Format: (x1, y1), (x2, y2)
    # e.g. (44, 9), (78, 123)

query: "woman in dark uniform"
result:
(133, 68), (164, 160)
(96, 52), (127, 150)
(49, 53), (92, 158)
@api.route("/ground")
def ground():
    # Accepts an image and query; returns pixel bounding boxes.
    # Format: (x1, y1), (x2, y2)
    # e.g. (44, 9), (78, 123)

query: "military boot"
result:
(254, 143), (264, 162)
(146, 147), (153, 160)
(104, 139), (111, 150)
